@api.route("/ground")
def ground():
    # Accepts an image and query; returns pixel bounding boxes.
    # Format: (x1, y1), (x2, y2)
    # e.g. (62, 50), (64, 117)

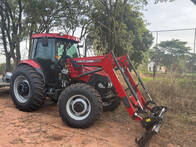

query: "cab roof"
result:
(32, 33), (80, 42)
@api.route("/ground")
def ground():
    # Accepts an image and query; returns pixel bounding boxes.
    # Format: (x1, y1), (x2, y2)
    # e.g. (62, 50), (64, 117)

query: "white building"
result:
(148, 61), (166, 72)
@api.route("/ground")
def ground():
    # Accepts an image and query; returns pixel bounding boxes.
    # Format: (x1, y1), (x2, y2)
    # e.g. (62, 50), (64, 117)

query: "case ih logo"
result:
(76, 59), (101, 63)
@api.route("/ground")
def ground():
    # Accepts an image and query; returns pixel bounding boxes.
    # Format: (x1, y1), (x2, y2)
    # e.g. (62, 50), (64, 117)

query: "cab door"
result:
(31, 38), (59, 87)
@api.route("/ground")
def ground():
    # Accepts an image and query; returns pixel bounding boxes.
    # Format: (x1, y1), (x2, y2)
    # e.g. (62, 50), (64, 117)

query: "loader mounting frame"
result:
(68, 51), (167, 146)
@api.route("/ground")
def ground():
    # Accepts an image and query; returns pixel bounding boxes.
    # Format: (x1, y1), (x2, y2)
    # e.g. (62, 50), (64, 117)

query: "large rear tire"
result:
(11, 64), (45, 112)
(58, 83), (102, 128)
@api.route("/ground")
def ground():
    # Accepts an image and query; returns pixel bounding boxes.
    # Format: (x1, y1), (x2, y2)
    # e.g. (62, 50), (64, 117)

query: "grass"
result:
(117, 70), (196, 146)
(143, 72), (196, 146)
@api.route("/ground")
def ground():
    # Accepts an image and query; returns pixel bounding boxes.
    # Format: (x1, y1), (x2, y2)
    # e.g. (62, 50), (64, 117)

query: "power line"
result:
(150, 27), (196, 53)
(151, 28), (196, 33)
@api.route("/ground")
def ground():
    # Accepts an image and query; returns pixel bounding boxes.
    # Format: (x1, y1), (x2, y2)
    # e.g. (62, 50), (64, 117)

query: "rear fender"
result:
(18, 60), (46, 84)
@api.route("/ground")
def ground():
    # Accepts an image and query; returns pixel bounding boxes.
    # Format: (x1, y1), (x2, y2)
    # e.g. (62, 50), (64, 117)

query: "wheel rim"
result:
(13, 75), (31, 103)
(66, 95), (91, 121)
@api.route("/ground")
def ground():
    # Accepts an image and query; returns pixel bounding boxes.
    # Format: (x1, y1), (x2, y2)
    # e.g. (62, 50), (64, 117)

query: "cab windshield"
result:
(67, 44), (79, 58)
(56, 39), (79, 59)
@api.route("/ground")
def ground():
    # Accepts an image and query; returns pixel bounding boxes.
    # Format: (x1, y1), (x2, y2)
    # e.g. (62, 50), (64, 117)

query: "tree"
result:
(0, 0), (177, 71)
(0, 0), (89, 63)
(191, 0), (196, 5)
(186, 53), (196, 72)
(0, 22), (11, 72)
(155, 0), (196, 5)
(24, 0), (90, 58)
(0, 0), (25, 67)
(87, 0), (153, 66)
(150, 39), (191, 71)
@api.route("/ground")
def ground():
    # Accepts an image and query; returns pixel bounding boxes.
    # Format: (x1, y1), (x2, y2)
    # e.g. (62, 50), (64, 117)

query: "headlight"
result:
(98, 83), (105, 89)
(97, 82), (112, 89)
(108, 82), (113, 88)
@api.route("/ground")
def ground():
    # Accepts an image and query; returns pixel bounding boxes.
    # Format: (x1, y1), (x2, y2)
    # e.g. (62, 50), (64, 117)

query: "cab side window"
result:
(34, 39), (55, 61)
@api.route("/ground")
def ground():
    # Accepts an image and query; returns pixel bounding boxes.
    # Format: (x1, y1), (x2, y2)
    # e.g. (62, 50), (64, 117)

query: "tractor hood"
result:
(71, 56), (110, 80)
(69, 57), (111, 84)
(83, 66), (108, 77)
(73, 65), (110, 83)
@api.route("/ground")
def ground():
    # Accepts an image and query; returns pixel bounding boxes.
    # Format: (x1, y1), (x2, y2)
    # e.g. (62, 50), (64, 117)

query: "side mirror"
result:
(42, 36), (48, 47)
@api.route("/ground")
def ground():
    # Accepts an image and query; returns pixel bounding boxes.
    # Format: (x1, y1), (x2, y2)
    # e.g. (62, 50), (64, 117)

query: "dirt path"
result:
(0, 88), (192, 147)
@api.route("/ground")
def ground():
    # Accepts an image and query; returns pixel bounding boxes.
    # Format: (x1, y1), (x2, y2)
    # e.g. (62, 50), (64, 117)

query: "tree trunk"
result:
(5, 55), (11, 72)
(15, 41), (21, 64)
(28, 31), (33, 59)
(0, 20), (11, 72)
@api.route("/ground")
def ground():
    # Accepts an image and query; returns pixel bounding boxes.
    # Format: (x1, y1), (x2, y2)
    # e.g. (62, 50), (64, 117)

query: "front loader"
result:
(10, 33), (167, 146)
(69, 51), (167, 146)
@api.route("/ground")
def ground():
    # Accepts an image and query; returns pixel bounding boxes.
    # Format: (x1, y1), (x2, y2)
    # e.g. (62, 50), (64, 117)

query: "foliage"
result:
(24, 0), (88, 35)
(154, 0), (174, 3)
(154, 0), (196, 5)
(191, 0), (196, 5)
(24, 0), (89, 57)
(87, 0), (153, 66)
(0, 0), (89, 66)
(0, 0), (24, 70)
(0, 63), (14, 74)
(150, 39), (191, 71)
(1, 0), (181, 71)
(186, 53), (196, 72)
(0, 63), (6, 74)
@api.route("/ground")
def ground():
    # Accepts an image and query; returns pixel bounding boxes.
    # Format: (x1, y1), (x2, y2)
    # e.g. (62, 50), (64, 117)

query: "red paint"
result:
(67, 53), (149, 121)
(32, 33), (80, 42)
(19, 60), (40, 69)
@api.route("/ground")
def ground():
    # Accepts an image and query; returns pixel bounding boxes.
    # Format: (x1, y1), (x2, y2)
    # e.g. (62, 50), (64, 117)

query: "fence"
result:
(146, 28), (196, 86)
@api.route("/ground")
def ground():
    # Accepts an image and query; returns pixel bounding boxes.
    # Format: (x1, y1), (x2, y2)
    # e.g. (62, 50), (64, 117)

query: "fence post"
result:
(194, 28), (196, 53)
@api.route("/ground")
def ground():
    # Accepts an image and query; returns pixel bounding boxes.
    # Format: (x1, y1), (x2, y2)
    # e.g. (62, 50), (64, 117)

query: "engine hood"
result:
(83, 66), (108, 77)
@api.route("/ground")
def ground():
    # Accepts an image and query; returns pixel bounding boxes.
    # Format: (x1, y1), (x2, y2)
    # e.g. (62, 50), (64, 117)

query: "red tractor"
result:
(10, 33), (167, 146)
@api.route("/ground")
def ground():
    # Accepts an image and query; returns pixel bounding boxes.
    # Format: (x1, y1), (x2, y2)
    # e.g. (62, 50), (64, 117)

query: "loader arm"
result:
(68, 52), (167, 146)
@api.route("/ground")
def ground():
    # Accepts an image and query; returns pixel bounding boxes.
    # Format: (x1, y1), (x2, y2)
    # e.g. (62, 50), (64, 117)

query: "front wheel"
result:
(58, 83), (103, 128)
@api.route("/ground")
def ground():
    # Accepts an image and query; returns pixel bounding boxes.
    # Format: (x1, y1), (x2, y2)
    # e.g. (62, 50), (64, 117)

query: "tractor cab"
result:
(31, 33), (80, 62)
(30, 33), (80, 87)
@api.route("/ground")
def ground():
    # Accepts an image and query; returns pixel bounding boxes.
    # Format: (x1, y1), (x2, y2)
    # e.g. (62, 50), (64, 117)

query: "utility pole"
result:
(194, 28), (196, 53)
(156, 31), (158, 46)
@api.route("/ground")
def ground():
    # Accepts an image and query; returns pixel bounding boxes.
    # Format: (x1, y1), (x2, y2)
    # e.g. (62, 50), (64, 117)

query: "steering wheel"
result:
(58, 55), (80, 69)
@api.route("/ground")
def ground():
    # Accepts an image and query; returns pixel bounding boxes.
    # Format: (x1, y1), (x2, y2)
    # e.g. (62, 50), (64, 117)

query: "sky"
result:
(143, 0), (196, 51)
(0, 0), (196, 63)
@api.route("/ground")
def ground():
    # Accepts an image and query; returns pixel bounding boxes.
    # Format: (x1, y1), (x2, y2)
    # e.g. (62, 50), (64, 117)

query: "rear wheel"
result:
(11, 64), (45, 112)
(58, 83), (102, 128)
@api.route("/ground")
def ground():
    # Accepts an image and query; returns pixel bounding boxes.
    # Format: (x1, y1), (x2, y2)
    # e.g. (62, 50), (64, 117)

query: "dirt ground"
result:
(0, 88), (194, 147)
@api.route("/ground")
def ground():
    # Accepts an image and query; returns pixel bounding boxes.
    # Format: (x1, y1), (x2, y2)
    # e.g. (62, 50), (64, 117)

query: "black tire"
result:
(10, 64), (45, 112)
(103, 96), (121, 111)
(58, 83), (102, 128)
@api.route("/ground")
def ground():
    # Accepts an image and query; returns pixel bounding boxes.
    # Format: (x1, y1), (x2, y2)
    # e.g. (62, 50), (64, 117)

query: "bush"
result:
(0, 63), (6, 74)
(146, 79), (196, 125)
(0, 63), (14, 74)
